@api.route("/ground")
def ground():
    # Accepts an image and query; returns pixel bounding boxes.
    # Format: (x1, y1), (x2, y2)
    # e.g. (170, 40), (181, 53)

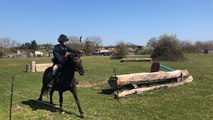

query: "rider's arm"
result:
(66, 46), (79, 54)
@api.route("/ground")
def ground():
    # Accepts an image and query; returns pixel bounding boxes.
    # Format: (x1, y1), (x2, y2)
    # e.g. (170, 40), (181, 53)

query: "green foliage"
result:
(30, 40), (38, 52)
(112, 41), (128, 59)
(151, 34), (184, 61)
(83, 40), (94, 55)
(141, 47), (153, 54)
(0, 51), (4, 58)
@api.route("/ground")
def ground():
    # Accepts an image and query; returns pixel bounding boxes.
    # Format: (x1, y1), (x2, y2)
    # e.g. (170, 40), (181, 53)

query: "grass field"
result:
(0, 54), (213, 120)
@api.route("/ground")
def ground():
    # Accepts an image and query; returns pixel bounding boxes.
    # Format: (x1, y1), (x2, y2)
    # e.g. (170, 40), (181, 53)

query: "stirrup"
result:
(48, 82), (53, 89)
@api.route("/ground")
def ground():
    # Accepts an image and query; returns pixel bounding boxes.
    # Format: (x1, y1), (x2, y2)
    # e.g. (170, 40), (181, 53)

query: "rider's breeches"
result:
(52, 64), (62, 76)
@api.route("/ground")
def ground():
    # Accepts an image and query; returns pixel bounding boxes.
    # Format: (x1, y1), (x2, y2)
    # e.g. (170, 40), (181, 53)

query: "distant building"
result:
(16, 50), (27, 58)
(94, 49), (110, 56)
(203, 48), (213, 54)
(48, 50), (54, 57)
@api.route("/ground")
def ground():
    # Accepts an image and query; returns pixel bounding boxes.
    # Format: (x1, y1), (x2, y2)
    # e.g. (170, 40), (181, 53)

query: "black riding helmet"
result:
(58, 34), (69, 43)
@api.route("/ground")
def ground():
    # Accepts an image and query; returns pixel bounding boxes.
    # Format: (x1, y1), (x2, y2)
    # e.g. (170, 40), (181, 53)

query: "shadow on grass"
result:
(21, 99), (57, 112)
(101, 88), (115, 95)
(21, 99), (82, 118)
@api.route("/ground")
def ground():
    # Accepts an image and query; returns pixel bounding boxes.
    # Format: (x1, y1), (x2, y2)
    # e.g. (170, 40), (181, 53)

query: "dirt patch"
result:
(77, 80), (107, 87)
(12, 105), (29, 112)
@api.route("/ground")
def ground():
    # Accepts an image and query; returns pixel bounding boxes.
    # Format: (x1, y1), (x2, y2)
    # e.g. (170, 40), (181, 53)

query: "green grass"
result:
(0, 54), (213, 120)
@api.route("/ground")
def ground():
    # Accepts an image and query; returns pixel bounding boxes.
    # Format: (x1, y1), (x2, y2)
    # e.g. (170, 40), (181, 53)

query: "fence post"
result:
(31, 61), (36, 72)
(9, 76), (14, 120)
(26, 64), (31, 72)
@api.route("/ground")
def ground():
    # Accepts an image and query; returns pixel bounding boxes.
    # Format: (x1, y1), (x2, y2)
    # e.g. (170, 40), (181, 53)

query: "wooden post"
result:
(9, 76), (14, 120)
(26, 64), (31, 72)
(31, 61), (36, 72)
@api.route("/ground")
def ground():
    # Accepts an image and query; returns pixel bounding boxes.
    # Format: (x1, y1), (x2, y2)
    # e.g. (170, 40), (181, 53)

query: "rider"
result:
(49, 34), (80, 88)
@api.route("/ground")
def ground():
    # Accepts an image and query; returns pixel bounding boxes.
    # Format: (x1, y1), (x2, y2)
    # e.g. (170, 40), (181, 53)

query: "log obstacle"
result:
(26, 61), (52, 72)
(108, 70), (193, 97)
(35, 63), (53, 72)
(120, 58), (152, 62)
(117, 75), (193, 97)
(108, 70), (189, 88)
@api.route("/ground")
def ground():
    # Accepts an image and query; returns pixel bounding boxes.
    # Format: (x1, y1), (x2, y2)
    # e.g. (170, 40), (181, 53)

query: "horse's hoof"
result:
(79, 113), (84, 118)
(37, 98), (42, 101)
(59, 109), (64, 114)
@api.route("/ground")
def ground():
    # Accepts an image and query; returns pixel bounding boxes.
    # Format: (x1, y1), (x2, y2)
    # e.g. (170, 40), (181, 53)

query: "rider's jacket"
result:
(53, 44), (78, 65)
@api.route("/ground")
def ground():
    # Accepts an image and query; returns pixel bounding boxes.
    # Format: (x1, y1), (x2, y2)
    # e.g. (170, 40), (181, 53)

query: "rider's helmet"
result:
(58, 34), (69, 43)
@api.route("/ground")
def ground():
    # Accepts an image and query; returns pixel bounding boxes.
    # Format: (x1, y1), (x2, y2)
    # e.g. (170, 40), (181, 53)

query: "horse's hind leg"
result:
(71, 85), (84, 118)
(58, 91), (64, 113)
(38, 86), (46, 101)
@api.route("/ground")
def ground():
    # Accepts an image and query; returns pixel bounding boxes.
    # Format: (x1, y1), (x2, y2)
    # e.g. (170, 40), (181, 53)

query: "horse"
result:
(37, 53), (85, 118)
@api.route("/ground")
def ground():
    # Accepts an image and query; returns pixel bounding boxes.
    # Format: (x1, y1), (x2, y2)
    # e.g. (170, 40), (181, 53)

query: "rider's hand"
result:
(78, 50), (83, 54)
(65, 52), (71, 57)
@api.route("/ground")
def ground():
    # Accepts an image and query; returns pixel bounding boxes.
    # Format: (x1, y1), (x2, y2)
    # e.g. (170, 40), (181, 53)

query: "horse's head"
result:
(68, 53), (84, 76)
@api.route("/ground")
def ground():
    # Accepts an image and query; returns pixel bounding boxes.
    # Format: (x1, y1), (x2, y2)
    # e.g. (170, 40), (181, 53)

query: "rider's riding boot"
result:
(48, 75), (56, 89)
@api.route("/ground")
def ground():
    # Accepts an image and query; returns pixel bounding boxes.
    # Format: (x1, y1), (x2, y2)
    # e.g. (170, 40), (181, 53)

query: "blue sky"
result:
(0, 0), (212, 46)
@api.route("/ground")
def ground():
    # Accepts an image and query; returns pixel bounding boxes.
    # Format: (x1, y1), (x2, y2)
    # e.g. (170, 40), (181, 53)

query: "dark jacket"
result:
(53, 44), (78, 64)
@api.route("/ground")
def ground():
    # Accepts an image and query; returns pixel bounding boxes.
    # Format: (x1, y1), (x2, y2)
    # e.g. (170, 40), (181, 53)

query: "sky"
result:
(0, 0), (213, 46)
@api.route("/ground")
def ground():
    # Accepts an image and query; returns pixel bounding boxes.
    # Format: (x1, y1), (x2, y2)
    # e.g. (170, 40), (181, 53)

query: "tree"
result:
(20, 42), (31, 50)
(42, 43), (53, 50)
(147, 37), (158, 48)
(30, 40), (37, 51)
(0, 37), (19, 48)
(85, 36), (102, 50)
(67, 36), (84, 51)
(112, 41), (128, 59)
(83, 40), (94, 55)
(0, 37), (20, 57)
(151, 34), (184, 61)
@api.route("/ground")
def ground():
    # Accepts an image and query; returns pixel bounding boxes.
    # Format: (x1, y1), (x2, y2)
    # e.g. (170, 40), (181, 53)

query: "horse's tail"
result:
(43, 88), (50, 96)
(42, 67), (53, 89)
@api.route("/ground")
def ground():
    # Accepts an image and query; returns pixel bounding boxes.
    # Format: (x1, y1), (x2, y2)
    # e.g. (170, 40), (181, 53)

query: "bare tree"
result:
(0, 37), (19, 48)
(0, 37), (20, 57)
(85, 36), (102, 50)
(67, 36), (84, 50)
(147, 37), (158, 48)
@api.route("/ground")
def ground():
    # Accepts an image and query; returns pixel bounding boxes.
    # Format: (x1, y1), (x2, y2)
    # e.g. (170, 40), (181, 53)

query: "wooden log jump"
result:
(108, 70), (189, 88)
(36, 63), (53, 72)
(108, 70), (193, 97)
(26, 61), (52, 72)
(120, 58), (152, 62)
(117, 75), (193, 97)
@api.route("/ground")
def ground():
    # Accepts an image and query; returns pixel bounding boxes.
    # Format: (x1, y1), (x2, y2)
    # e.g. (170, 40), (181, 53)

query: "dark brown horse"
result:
(38, 53), (85, 118)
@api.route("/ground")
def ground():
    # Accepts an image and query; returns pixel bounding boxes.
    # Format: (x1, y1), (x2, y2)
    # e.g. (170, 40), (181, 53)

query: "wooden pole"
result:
(26, 64), (30, 72)
(31, 61), (36, 72)
(9, 76), (14, 120)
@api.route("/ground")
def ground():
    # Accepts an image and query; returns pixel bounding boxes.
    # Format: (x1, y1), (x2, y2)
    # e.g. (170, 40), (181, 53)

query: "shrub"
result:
(111, 41), (128, 59)
(151, 34), (184, 61)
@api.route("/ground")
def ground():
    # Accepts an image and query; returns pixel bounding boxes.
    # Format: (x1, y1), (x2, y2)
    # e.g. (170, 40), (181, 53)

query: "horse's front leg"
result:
(58, 91), (64, 113)
(71, 84), (84, 118)
(50, 90), (54, 104)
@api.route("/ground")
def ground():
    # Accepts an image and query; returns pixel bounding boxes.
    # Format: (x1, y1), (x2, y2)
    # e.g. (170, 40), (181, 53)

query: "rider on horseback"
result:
(49, 34), (81, 88)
